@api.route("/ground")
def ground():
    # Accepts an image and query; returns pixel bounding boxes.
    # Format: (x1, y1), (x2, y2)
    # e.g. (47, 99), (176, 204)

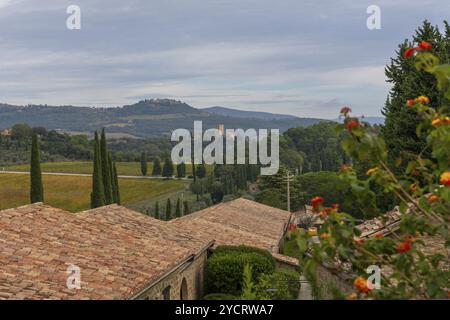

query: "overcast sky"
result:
(0, 0), (449, 118)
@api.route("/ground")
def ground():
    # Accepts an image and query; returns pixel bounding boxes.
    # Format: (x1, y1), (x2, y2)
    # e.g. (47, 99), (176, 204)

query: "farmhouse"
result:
(0, 198), (295, 300)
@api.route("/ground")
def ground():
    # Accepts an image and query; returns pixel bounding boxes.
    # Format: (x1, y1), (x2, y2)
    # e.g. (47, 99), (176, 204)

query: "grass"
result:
(5, 161), (211, 176)
(0, 173), (187, 213)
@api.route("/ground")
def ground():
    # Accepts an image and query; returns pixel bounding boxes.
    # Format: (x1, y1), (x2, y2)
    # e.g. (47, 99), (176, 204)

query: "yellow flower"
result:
(415, 95), (430, 104)
(440, 172), (450, 186)
(366, 167), (379, 176)
(432, 118), (442, 127)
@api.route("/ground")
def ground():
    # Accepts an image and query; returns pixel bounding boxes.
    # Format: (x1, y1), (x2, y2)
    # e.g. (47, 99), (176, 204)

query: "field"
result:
(5, 161), (211, 176)
(0, 173), (188, 213)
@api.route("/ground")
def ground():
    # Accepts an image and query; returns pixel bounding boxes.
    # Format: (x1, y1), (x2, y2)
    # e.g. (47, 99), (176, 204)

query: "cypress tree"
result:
(109, 153), (115, 202)
(165, 198), (172, 220)
(196, 163), (206, 179)
(381, 21), (450, 171)
(30, 133), (44, 203)
(154, 201), (160, 219)
(175, 198), (181, 217)
(152, 157), (162, 176)
(141, 152), (148, 176)
(113, 161), (120, 205)
(162, 157), (174, 178)
(177, 162), (186, 178)
(91, 131), (105, 208)
(192, 163), (197, 181)
(183, 201), (189, 215)
(100, 129), (113, 204)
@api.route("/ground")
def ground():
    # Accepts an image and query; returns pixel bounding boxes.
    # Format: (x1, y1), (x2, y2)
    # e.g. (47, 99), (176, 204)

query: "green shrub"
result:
(205, 248), (275, 296)
(203, 293), (238, 300)
(213, 245), (275, 266)
(255, 269), (300, 300)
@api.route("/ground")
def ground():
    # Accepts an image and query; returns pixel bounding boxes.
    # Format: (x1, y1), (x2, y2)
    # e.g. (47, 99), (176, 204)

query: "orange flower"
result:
(406, 99), (416, 107)
(428, 194), (439, 204)
(440, 172), (450, 186)
(366, 167), (379, 176)
(404, 235), (416, 243)
(354, 276), (371, 294)
(415, 95), (430, 104)
(418, 41), (432, 50)
(340, 164), (352, 173)
(346, 119), (359, 131)
(311, 196), (324, 210)
(346, 293), (357, 300)
(404, 47), (416, 58)
(374, 232), (384, 238)
(340, 106), (352, 115)
(320, 233), (331, 240)
(397, 241), (412, 253)
(355, 238), (365, 245)
(443, 116), (450, 124)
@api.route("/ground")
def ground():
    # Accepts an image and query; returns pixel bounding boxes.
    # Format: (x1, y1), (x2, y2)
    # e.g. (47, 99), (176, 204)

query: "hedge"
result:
(213, 245), (275, 266)
(205, 248), (275, 296)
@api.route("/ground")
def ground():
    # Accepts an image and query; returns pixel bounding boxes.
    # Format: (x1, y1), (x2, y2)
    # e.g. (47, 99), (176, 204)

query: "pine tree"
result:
(30, 133), (44, 203)
(100, 129), (113, 204)
(175, 198), (181, 217)
(177, 162), (186, 178)
(381, 20), (450, 171)
(140, 152), (148, 176)
(162, 157), (174, 178)
(91, 131), (105, 208)
(154, 201), (160, 219)
(165, 198), (172, 220)
(152, 157), (162, 176)
(183, 201), (189, 215)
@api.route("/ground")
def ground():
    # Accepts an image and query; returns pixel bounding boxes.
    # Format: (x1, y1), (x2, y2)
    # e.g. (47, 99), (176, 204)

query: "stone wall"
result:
(312, 264), (353, 299)
(135, 250), (208, 300)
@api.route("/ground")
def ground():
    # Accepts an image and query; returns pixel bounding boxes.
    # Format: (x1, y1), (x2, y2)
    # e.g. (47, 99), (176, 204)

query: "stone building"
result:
(0, 198), (296, 300)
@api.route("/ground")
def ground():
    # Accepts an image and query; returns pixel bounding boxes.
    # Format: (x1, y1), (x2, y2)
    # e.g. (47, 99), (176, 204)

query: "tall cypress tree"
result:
(91, 131), (105, 208)
(175, 198), (181, 217)
(177, 162), (186, 178)
(113, 161), (120, 205)
(100, 129), (113, 204)
(141, 152), (148, 176)
(196, 163), (206, 179)
(152, 157), (162, 176)
(165, 198), (172, 220)
(108, 152), (117, 204)
(162, 157), (174, 178)
(154, 201), (160, 219)
(381, 21), (450, 171)
(30, 133), (44, 203)
(183, 201), (189, 215)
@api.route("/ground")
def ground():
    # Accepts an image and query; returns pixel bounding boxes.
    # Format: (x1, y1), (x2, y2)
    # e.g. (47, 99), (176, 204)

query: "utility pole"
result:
(284, 171), (294, 212)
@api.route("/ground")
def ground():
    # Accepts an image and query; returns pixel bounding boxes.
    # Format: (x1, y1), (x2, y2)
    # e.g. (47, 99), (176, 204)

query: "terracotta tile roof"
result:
(170, 198), (292, 254)
(0, 203), (212, 300)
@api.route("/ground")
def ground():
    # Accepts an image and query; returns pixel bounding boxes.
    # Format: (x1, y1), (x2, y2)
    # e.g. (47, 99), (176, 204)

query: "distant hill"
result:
(203, 106), (298, 120)
(334, 116), (385, 126)
(0, 99), (325, 138)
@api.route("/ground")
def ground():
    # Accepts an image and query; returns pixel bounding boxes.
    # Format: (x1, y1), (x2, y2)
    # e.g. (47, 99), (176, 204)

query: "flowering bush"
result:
(298, 41), (450, 299)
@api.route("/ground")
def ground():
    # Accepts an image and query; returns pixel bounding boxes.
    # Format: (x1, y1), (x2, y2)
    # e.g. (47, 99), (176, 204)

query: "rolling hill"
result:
(0, 99), (325, 138)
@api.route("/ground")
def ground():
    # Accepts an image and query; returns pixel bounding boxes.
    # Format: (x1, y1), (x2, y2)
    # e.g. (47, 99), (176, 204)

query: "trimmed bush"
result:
(203, 293), (238, 300)
(213, 245), (275, 267)
(205, 247), (275, 296)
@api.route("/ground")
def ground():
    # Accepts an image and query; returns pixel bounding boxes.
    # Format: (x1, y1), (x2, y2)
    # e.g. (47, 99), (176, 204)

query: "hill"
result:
(0, 99), (325, 138)
(203, 106), (299, 120)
